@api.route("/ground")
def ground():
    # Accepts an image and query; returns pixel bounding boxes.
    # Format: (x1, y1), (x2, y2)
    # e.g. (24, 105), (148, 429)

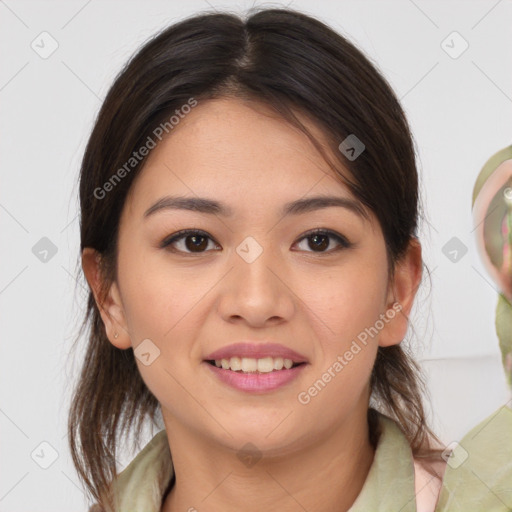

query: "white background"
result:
(1, 0), (511, 510)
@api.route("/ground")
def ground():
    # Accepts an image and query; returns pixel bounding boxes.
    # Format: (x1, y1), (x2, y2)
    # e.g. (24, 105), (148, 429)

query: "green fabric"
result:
(108, 428), (173, 511)
(497, 293), (512, 388)
(348, 414), (417, 511)
(435, 405), (512, 511)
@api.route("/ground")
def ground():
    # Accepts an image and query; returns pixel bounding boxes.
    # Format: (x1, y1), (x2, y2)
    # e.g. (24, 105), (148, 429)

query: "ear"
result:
(378, 237), (423, 348)
(81, 247), (132, 349)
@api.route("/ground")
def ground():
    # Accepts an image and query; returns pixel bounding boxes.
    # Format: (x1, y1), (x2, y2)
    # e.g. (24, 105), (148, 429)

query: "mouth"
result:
(203, 356), (308, 393)
(205, 357), (306, 373)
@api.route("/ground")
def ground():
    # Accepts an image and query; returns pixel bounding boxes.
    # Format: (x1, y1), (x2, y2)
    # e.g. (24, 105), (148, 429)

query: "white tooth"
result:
(257, 357), (274, 373)
(229, 357), (242, 371)
(273, 357), (284, 370)
(241, 357), (258, 372)
(215, 356), (296, 372)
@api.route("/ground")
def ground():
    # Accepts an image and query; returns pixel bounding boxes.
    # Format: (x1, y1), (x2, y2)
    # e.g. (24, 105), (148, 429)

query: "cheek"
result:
(117, 245), (205, 342)
(292, 260), (387, 411)
(296, 270), (382, 421)
(116, 251), (209, 417)
(299, 260), (389, 349)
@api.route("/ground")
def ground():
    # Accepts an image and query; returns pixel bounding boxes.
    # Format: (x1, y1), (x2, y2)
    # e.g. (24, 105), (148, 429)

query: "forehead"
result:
(125, 97), (359, 215)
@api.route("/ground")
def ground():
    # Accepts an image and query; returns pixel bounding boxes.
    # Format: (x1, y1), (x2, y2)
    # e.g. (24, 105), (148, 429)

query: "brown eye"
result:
(183, 234), (209, 252)
(294, 229), (352, 253)
(307, 233), (329, 251)
(160, 229), (219, 254)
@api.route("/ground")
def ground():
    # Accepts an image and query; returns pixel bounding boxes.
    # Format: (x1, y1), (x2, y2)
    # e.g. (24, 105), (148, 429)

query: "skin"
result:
(82, 97), (423, 511)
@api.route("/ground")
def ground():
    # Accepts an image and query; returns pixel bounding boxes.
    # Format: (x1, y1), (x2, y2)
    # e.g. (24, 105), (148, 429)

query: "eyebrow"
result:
(143, 195), (368, 220)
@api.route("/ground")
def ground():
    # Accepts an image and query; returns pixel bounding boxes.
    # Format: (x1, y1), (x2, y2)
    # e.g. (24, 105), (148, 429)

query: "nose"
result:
(216, 240), (296, 328)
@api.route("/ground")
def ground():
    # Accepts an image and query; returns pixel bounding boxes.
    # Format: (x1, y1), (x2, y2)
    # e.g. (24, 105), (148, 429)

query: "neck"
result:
(161, 408), (375, 512)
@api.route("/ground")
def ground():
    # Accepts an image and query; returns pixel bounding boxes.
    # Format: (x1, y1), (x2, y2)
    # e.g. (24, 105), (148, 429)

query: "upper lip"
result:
(205, 343), (308, 363)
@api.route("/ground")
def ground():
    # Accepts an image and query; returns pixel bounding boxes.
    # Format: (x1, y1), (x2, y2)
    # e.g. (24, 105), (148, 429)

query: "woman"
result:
(69, 7), (450, 511)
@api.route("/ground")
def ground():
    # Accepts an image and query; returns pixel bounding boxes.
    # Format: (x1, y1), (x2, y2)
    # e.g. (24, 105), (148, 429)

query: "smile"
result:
(207, 356), (303, 373)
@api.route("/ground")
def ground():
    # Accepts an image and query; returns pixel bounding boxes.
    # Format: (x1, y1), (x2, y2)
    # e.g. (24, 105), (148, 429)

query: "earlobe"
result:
(378, 238), (423, 348)
(81, 247), (132, 350)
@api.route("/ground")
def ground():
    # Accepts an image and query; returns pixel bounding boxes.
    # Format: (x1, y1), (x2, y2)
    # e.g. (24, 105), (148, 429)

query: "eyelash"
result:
(159, 228), (352, 255)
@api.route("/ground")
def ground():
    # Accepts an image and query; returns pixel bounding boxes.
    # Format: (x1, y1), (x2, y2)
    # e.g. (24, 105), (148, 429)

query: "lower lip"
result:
(203, 362), (307, 393)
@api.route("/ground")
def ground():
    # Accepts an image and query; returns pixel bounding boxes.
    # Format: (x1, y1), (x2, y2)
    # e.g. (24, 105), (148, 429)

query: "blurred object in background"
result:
(472, 145), (512, 389)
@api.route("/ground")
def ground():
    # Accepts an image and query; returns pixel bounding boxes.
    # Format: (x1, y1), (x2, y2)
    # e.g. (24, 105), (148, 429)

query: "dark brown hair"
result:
(68, 7), (441, 510)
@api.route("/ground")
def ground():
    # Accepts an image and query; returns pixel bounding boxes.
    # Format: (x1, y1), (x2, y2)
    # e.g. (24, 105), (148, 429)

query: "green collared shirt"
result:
(90, 407), (512, 512)
(435, 405), (512, 511)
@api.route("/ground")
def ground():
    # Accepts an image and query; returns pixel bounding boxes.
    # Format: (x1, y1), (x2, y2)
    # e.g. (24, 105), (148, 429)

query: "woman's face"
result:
(88, 97), (417, 455)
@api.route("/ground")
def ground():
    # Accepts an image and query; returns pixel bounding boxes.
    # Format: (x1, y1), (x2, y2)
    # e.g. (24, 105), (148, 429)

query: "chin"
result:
(213, 417), (303, 453)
